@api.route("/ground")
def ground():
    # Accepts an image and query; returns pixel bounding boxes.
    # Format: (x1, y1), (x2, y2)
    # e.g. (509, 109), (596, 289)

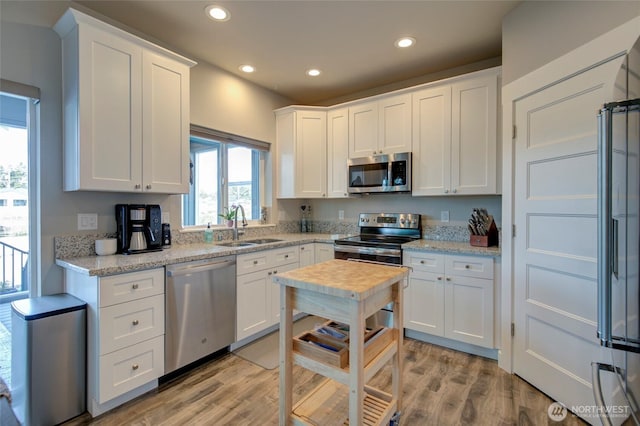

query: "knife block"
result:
(469, 218), (499, 247)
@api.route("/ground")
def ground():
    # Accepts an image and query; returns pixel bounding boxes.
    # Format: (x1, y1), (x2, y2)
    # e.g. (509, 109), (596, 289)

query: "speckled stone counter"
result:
(402, 239), (501, 257)
(56, 233), (346, 276)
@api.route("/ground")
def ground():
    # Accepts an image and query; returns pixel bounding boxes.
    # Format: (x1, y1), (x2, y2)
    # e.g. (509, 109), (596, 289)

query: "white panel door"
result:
(411, 85), (452, 196)
(513, 57), (624, 422)
(327, 108), (349, 198)
(78, 24), (142, 191)
(296, 110), (327, 198)
(142, 51), (190, 193)
(349, 101), (378, 157)
(378, 93), (412, 154)
(451, 74), (498, 195)
(404, 271), (445, 336)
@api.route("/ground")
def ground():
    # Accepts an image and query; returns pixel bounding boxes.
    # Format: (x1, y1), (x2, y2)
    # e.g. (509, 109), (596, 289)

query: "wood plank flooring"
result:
(64, 338), (587, 425)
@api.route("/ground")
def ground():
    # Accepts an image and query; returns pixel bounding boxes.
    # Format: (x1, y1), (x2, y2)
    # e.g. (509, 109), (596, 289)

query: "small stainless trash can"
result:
(11, 294), (86, 426)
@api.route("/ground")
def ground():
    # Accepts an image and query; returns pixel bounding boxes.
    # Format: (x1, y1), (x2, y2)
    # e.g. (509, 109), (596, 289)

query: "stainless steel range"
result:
(334, 213), (422, 265)
(334, 213), (421, 327)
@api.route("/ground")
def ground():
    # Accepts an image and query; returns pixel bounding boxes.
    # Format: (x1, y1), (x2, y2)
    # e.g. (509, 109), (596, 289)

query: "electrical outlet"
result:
(162, 212), (170, 223)
(78, 213), (98, 230)
(440, 210), (450, 223)
(338, 210), (344, 220)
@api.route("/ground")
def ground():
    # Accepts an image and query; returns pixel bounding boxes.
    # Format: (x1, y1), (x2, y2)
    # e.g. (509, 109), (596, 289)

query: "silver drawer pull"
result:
(132, 320), (139, 326)
(273, 270), (278, 274)
(132, 364), (139, 370)
(420, 260), (425, 264)
(132, 283), (139, 290)
(446, 277), (451, 281)
(437, 276), (442, 281)
(253, 260), (258, 265)
(284, 254), (289, 258)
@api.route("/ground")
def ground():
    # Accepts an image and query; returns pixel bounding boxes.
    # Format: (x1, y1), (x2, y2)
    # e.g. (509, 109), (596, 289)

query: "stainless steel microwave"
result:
(347, 152), (411, 194)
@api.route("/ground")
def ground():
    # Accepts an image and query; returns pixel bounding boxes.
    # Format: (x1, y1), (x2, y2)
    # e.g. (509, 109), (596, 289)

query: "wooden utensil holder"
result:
(470, 219), (499, 247)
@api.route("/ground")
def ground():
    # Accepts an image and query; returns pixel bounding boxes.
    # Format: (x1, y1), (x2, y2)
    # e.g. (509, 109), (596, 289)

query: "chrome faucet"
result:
(233, 204), (247, 240)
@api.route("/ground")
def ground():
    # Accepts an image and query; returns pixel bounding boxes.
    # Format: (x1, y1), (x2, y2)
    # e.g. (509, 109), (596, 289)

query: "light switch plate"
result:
(440, 210), (450, 223)
(78, 213), (98, 230)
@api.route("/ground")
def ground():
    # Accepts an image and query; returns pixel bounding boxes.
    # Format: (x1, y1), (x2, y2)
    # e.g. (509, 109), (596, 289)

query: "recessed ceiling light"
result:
(306, 69), (321, 77)
(205, 5), (230, 21)
(395, 37), (416, 48)
(239, 65), (255, 73)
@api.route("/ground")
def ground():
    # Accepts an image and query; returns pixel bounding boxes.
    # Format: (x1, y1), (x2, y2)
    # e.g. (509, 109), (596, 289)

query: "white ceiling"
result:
(1, 0), (520, 104)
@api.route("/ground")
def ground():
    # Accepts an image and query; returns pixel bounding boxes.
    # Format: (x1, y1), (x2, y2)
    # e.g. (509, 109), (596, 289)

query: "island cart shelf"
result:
(273, 259), (409, 425)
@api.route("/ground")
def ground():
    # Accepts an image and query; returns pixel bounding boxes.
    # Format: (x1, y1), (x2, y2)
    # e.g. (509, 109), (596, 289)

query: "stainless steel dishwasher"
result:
(165, 255), (236, 373)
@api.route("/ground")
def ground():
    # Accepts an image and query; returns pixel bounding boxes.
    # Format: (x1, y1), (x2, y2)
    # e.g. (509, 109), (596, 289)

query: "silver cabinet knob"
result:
(437, 276), (442, 281)
(132, 364), (139, 370)
(132, 320), (139, 326)
(268, 271), (272, 276)
(452, 188), (457, 193)
(419, 260), (425, 264)
(146, 184), (152, 190)
(134, 184), (141, 189)
(444, 189), (449, 194)
(132, 283), (139, 290)
(253, 260), (258, 265)
(446, 277), (451, 281)
(465, 265), (470, 269)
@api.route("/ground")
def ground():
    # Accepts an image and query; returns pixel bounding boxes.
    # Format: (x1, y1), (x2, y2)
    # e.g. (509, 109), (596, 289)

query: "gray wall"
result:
(502, 1), (640, 85)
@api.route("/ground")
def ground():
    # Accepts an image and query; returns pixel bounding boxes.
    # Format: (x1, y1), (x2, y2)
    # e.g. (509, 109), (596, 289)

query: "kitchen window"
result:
(182, 126), (269, 226)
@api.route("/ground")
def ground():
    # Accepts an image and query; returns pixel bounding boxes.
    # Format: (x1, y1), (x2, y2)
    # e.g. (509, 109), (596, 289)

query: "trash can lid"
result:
(11, 293), (86, 321)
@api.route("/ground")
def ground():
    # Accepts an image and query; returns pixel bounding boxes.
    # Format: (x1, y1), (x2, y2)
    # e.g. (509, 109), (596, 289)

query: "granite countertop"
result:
(402, 239), (501, 257)
(56, 233), (344, 277)
(57, 232), (501, 277)
(273, 259), (409, 301)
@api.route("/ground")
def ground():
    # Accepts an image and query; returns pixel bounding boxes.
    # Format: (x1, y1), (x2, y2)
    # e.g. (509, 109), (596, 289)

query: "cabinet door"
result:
(444, 275), (494, 348)
(142, 51), (190, 194)
(450, 73), (498, 195)
(270, 262), (299, 326)
(404, 271), (445, 336)
(378, 93), (412, 154)
(327, 108), (349, 198)
(299, 243), (315, 267)
(296, 110), (327, 198)
(276, 110), (296, 198)
(314, 243), (334, 263)
(349, 101), (378, 157)
(75, 24), (143, 191)
(236, 270), (270, 341)
(411, 85), (452, 196)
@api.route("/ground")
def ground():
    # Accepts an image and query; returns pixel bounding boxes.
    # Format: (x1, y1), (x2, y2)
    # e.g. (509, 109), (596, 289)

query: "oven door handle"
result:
(334, 245), (401, 257)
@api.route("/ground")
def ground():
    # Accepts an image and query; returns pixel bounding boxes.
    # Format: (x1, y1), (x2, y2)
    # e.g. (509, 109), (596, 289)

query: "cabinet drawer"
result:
(445, 255), (493, 279)
(99, 294), (164, 355)
(237, 251), (269, 275)
(98, 335), (164, 403)
(271, 246), (299, 266)
(403, 251), (444, 273)
(100, 268), (164, 307)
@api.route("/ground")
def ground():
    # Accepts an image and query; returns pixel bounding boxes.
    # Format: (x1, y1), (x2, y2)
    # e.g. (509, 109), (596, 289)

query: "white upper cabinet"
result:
(327, 107), (349, 198)
(412, 68), (499, 196)
(275, 107), (327, 198)
(54, 8), (195, 193)
(348, 93), (412, 157)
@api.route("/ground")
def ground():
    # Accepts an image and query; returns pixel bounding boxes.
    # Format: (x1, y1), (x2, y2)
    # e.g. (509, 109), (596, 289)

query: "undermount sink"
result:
(216, 241), (257, 247)
(244, 238), (283, 244)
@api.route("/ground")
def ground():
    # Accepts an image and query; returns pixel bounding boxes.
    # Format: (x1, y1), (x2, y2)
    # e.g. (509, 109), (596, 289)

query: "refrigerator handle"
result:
(597, 107), (613, 346)
(591, 362), (618, 426)
(611, 218), (618, 279)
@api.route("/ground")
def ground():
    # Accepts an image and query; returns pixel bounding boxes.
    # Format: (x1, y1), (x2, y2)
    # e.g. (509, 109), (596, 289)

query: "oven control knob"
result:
(400, 218), (406, 224)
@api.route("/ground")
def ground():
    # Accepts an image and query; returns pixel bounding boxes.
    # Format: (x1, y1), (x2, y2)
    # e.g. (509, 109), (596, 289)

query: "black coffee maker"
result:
(115, 204), (163, 254)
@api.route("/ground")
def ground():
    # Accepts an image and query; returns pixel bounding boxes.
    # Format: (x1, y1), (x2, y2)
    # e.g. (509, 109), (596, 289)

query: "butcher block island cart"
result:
(273, 259), (409, 425)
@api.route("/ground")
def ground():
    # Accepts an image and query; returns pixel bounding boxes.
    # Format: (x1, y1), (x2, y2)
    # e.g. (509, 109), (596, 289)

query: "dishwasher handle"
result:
(166, 258), (235, 277)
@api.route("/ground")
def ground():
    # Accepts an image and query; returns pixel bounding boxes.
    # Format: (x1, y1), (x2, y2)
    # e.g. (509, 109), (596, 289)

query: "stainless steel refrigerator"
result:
(594, 37), (640, 426)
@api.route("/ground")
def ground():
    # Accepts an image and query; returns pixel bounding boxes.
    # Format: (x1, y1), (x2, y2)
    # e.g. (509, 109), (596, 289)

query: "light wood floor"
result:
(65, 338), (587, 425)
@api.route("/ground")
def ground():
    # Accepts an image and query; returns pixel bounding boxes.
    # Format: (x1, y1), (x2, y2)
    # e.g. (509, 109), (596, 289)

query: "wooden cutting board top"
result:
(272, 259), (408, 300)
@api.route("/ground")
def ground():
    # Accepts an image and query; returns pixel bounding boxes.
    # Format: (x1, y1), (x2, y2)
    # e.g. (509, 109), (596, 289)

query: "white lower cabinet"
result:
(314, 242), (334, 263)
(299, 243), (315, 266)
(64, 267), (165, 416)
(236, 246), (300, 341)
(403, 251), (494, 348)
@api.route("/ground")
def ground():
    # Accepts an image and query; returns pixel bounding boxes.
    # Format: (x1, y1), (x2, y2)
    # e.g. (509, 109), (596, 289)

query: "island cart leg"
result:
(279, 285), (294, 426)
(392, 280), (404, 418)
(348, 297), (365, 424)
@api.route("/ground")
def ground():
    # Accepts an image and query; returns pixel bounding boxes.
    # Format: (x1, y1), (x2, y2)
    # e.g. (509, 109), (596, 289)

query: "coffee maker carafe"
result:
(115, 204), (163, 254)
